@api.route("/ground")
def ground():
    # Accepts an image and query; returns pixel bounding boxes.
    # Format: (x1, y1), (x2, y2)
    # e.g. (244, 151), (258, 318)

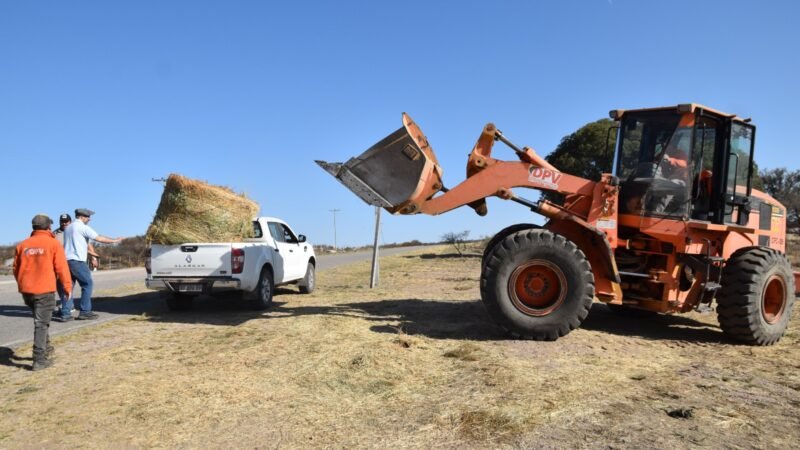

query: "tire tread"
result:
(717, 246), (795, 345)
(480, 228), (594, 340)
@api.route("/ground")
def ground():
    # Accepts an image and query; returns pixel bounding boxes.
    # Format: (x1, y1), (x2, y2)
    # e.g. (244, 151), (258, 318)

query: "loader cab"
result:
(612, 104), (755, 226)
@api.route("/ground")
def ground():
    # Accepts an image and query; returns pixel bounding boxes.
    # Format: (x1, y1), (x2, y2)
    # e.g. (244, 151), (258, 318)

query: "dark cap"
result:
(32, 214), (53, 230)
(59, 213), (72, 223)
(74, 208), (95, 218)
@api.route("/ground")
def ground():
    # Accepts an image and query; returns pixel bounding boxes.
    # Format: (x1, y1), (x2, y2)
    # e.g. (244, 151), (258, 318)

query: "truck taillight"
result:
(232, 248), (245, 274)
(145, 248), (152, 275)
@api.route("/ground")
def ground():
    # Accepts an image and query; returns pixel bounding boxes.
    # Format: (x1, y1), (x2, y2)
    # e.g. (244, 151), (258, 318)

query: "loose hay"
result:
(145, 174), (259, 244)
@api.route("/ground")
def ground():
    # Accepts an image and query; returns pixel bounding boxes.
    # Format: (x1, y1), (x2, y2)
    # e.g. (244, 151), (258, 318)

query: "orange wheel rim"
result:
(508, 260), (567, 316)
(762, 275), (787, 324)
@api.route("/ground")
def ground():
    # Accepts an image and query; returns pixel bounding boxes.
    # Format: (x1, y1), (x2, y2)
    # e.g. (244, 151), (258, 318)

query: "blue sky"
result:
(1, 1), (798, 247)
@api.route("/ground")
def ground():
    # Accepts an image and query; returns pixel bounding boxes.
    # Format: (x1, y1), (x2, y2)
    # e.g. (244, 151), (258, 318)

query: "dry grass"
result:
(0, 245), (799, 449)
(145, 173), (258, 244)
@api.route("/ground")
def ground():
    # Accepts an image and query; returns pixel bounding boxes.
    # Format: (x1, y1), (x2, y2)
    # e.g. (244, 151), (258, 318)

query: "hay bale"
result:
(145, 174), (260, 244)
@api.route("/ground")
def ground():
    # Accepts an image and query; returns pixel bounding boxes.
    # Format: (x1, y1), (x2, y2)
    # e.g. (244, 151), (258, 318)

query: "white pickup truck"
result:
(145, 216), (316, 311)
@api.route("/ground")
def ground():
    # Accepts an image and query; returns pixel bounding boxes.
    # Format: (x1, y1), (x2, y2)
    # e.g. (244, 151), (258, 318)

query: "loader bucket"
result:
(316, 113), (444, 214)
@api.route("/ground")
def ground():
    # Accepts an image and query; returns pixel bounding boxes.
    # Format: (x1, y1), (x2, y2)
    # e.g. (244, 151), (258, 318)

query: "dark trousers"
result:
(22, 293), (56, 361)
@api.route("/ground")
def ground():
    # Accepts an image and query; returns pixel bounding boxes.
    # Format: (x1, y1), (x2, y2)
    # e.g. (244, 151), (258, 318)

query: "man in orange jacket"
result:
(13, 214), (73, 371)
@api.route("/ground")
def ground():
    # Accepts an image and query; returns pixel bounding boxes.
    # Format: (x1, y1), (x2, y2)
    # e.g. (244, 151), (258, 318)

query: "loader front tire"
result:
(481, 229), (594, 340)
(717, 247), (795, 345)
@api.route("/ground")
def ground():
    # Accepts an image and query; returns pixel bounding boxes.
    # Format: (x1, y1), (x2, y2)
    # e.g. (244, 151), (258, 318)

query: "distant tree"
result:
(751, 162), (764, 191)
(441, 230), (470, 256)
(546, 118), (617, 179)
(542, 118), (617, 203)
(759, 167), (800, 231)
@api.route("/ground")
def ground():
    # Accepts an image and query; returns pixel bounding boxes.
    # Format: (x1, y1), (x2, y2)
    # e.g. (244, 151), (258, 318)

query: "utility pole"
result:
(329, 209), (341, 251)
(370, 206), (381, 288)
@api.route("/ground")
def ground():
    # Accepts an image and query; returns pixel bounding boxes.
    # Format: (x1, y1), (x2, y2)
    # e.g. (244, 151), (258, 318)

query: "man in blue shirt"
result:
(62, 208), (122, 320)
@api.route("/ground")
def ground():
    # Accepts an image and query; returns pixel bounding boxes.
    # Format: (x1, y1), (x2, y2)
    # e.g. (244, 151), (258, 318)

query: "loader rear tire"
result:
(717, 247), (795, 345)
(481, 229), (594, 340)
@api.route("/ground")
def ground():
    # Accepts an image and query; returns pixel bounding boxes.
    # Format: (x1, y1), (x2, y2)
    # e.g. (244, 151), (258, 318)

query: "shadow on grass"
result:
(582, 304), (729, 344)
(131, 287), (305, 327)
(86, 290), (731, 344)
(0, 346), (30, 369)
(329, 300), (728, 344)
(280, 298), (506, 341)
(270, 301), (726, 344)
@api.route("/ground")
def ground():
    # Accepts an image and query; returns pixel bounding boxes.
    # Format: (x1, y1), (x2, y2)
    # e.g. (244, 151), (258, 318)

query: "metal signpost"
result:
(369, 206), (381, 288)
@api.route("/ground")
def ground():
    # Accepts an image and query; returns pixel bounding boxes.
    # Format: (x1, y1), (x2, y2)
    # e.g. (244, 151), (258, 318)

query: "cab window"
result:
(267, 222), (298, 244)
(690, 116), (719, 220)
(722, 123), (754, 224)
(616, 112), (681, 180)
(728, 123), (754, 197)
(252, 221), (263, 238)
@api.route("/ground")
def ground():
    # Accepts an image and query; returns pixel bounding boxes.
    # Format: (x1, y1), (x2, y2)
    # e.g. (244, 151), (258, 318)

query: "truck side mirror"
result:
(298, 234), (307, 243)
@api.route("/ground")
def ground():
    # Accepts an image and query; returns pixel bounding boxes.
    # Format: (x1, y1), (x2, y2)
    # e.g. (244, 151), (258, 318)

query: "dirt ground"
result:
(0, 245), (798, 449)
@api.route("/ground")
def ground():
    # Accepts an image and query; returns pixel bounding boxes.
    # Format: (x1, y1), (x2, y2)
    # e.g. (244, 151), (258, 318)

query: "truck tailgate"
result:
(151, 244), (233, 278)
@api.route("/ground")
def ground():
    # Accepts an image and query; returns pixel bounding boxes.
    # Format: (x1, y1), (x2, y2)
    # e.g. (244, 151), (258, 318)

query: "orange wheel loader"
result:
(317, 104), (798, 345)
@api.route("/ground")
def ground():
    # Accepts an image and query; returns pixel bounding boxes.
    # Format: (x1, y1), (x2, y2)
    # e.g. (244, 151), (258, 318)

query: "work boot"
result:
(32, 358), (53, 372)
(76, 312), (99, 320)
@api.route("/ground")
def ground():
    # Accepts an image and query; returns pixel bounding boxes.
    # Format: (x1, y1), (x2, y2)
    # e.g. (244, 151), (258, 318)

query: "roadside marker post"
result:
(370, 206), (381, 288)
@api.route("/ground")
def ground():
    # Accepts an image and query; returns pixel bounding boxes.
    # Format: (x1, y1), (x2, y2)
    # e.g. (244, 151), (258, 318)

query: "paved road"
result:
(0, 246), (429, 348)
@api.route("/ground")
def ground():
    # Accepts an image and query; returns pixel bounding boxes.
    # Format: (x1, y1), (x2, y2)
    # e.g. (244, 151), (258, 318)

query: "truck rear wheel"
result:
(481, 229), (594, 340)
(250, 266), (274, 310)
(298, 262), (315, 294)
(166, 293), (194, 311)
(717, 246), (795, 345)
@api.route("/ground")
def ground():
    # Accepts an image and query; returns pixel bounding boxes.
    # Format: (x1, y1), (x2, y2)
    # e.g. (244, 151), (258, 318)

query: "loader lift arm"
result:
(418, 127), (597, 216)
(316, 113), (623, 302)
